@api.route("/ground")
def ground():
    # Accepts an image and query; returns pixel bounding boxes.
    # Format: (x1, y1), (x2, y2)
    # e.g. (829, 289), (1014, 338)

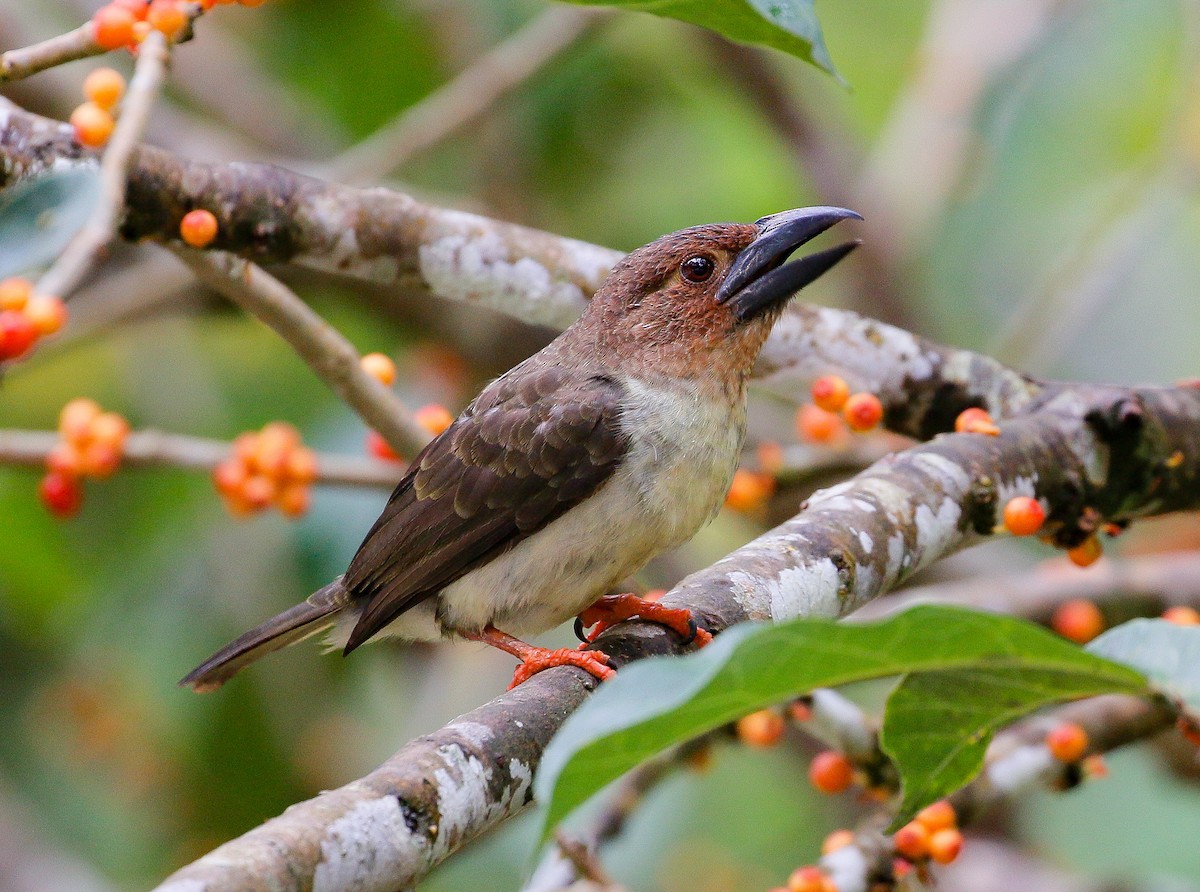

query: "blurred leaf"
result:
(1087, 619), (1200, 711)
(533, 607), (1145, 846)
(560, 0), (838, 76)
(0, 169), (100, 280)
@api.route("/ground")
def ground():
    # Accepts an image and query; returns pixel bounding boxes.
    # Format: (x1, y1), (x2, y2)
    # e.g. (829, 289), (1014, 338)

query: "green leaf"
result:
(1087, 618), (1200, 711)
(560, 0), (839, 77)
(0, 168), (101, 280)
(882, 662), (1144, 827)
(534, 606), (1146, 846)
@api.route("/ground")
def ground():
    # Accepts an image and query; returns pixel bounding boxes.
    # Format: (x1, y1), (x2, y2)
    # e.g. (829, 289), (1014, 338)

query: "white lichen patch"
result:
(765, 560), (844, 622)
(314, 797), (428, 892)
(823, 842), (870, 892)
(913, 498), (963, 560)
(910, 451), (973, 492)
(429, 741), (530, 862)
(987, 744), (1055, 794)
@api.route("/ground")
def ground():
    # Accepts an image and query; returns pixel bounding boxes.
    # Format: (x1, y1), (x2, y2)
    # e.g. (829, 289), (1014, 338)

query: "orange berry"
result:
(131, 20), (151, 43)
(212, 459), (248, 496)
(756, 440), (785, 475)
(60, 398), (102, 444)
(232, 431), (258, 464)
(360, 352), (396, 386)
(70, 102), (115, 148)
(842, 392), (884, 432)
(928, 828), (963, 865)
(788, 700), (812, 722)
(725, 468), (776, 513)
(80, 441), (121, 478)
(179, 209), (218, 248)
(1163, 606), (1200, 625)
(23, 294), (68, 335)
(796, 403), (844, 444)
(736, 709), (785, 748)
(787, 866), (832, 892)
(1083, 754), (1108, 778)
(1067, 535), (1102, 567)
(0, 277), (31, 311)
(92, 5), (137, 49)
(1002, 496), (1045, 536)
(285, 447), (318, 484)
(90, 411), (130, 450)
(275, 483), (311, 518)
(40, 472), (83, 518)
(366, 429), (401, 463)
(1177, 717), (1200, 748)
(146, 0), (187, 38)
(242, 474), (276, 510)
(415, 403), (454, 437)
(808, 750), (854, 794)
(221, 490), (256, 518)
(821, 829), (855, 855)
(83, 67), (126, 109)
(0, 310), (39, 360)
(811, 375), (851, 412)
(110, 0), (150, 17)
(46, 442), (84, 477)
(1051, 599), (1105, 644)
(1046, 722), (1089, 762)
(914, 800), (957, 833)
(892, 821), (931, 860)
(954, 407), (1000, 436)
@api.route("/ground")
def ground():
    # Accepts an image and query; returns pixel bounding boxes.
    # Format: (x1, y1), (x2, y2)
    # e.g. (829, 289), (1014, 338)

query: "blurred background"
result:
(2, 0), (1200, 889)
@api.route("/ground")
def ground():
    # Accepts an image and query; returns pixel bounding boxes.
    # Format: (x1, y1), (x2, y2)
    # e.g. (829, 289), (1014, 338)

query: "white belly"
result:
(346, 376), (745, 642)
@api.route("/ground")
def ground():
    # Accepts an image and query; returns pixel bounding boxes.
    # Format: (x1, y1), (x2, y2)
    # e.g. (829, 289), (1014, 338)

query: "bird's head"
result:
(581, 207), (861, 385)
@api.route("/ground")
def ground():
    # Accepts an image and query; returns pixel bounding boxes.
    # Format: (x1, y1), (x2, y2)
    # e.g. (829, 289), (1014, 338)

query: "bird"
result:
(181, 207), (860, 693)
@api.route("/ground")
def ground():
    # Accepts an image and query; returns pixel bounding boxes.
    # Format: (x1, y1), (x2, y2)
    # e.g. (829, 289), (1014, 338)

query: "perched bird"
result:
(182, 207), (860, 692)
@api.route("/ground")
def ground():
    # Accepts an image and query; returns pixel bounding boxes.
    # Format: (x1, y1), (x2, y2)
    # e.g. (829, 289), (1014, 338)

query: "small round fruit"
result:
(915, 800), (957, 833)
(725, 469), (775, 513)
(415, 403), (454, 437)
(0, 277), (31, 311)
(808, 750), (854, 794)
(242, 474), (276, 510)
(286, 447), (318, 484)
(1067, 535), (1102, 567)
(83, 67), (126, 109)
(1046, 722), (1089, 763)
(1002, 496), (1045, 536)
(821, 829), (855, 855)
(81, 441), (122, 478)
(928, 828), (963, 864)
(736, 709), (785, 748)
(892, 821), (930, 860)
(366, 430), (401, 463)
(756, 440), (784, 474)
(40, 471), (83, 518)
(1052, 599), (1104, 643)
(842, 392), (884, 432)
(60, 398), (102, 443)
(212, 459), (248, 496)
(24, 294), (68, 335)
(275, 483), (311, 518)
(46, 442), (84, 477)
(788, 866), (835, 892)
(179, 209), (218, 248)
(796, 403), (843, 444)
(90, 411), (130, 450)
(70, 102), (115, 148)
(1163, 606), (1200, 625)
(954, 407), (1000, 436)
(360, 352), (396, 386)
(146, 0), (187, 38)
(0, 310), (38, 360)
(92, 5), (137, 49)
(811, 375), (850, 413)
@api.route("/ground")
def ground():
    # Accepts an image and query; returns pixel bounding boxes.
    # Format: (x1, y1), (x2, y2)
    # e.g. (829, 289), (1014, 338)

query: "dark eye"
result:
(680, 255), (715, 284)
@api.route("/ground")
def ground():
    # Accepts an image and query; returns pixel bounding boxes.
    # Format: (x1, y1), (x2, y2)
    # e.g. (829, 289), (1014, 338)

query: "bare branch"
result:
(0, 23), (100, 84)
(174, 249), (431, 458)
(322, 8), (606, 184)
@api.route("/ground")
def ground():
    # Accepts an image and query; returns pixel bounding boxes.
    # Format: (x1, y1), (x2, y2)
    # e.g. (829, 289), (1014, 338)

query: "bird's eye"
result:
(680, 255), (715, 284)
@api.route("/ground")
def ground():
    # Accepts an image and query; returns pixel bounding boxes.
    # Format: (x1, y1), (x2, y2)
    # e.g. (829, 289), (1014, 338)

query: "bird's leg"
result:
(574, 594), (714, 647)
(463, 625), (615, 690)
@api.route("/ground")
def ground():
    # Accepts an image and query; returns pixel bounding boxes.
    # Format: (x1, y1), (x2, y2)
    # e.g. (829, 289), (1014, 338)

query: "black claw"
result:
(681, 617), (698, 646)
(573, 616), (588, 643)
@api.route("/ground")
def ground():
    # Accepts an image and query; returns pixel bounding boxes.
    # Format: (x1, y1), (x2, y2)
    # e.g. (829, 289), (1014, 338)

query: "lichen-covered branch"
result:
(0, 428), (401, 488)
(150, 373), (1200, 892)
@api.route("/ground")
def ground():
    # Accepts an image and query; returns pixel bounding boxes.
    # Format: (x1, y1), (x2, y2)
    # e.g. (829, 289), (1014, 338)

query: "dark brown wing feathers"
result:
(341, 365), (628, 652)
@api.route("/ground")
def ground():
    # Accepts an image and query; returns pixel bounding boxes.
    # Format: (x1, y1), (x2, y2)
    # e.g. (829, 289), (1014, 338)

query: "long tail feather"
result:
(181, 579), (349, 692)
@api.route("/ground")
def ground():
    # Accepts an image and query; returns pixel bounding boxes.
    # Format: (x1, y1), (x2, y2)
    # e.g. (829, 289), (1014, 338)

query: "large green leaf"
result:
(533, 606), (1146, 845)
(0, 168), (101, 281)
(561, 0), (838, 76)
(1088, 619), (1200, 711)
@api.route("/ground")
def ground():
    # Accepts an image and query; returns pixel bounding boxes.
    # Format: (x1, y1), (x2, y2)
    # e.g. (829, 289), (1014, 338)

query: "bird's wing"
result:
(341, 364), (629, 651)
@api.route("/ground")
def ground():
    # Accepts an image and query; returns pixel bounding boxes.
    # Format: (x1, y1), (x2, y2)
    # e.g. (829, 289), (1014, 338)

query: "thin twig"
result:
(35, 31), (171, 301)
(0, 23), (100, 83)
(0, 428), (403, 488)
(321, 8), (605, 184)
(174, 248), (431, 457)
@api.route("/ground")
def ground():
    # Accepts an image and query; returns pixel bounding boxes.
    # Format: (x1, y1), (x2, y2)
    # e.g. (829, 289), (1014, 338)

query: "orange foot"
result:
(575, 593), (714, 647)
(463, 625), (615, 690)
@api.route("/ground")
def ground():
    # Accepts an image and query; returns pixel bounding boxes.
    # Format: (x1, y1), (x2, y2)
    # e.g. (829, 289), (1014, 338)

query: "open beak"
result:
(716, 206), (861, 322)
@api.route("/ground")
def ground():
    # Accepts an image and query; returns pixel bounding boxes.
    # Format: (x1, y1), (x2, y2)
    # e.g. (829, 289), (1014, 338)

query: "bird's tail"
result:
(180, 578), (350, 693)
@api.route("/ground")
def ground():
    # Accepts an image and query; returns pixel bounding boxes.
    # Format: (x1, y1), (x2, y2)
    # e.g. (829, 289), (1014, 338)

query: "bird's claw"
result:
(575, 594), (713, 647)
(508, 646), (614, 689)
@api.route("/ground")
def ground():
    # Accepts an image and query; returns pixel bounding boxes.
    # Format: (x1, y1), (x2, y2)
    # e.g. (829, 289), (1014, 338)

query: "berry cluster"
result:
(891, 800), (964, 867)
(40, 399), (131, 518)
(212, 422), (317, 518)
(0, 278), (67, 361)
(71, 67), (126, 148)
(359, 350), (456, 462)
(90, 0), (269, 58)
(795, 375), (884, 444)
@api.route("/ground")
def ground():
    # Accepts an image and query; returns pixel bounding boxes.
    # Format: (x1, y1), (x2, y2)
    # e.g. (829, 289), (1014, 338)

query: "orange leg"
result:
(575, 593), (714, 647)
(463, 625), (615, 690)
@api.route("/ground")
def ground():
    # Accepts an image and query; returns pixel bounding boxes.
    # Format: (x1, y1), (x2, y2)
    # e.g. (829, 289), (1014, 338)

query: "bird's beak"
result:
(716, 206), (862, 322)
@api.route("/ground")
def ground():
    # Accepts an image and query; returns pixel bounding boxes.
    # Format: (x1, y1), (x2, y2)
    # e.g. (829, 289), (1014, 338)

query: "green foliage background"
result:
(1, 1), (1199, 889)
